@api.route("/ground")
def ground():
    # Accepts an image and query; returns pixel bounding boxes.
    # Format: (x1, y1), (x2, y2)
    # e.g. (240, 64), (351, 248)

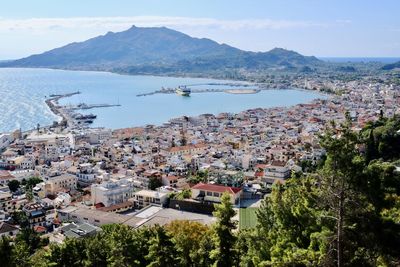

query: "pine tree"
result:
(211, 192), (237, 267)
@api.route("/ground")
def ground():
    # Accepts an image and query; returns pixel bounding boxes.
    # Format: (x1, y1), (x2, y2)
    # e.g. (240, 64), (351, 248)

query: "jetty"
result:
(45, 91), (120, 129)
(136, 85), (261, 97)
(69, 103), (121, 110)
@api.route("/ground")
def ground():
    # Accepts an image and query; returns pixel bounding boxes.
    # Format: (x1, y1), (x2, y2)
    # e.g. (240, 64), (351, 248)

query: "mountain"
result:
(382, 61), (400, 70)
(2, 26), (322, 74)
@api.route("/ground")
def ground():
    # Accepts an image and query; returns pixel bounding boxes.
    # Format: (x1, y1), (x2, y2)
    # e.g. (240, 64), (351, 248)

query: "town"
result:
(1, 70), (399, 242)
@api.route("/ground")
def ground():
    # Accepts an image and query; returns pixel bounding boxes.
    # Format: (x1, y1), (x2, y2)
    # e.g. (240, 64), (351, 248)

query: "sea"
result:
(0, 68), (324, 133)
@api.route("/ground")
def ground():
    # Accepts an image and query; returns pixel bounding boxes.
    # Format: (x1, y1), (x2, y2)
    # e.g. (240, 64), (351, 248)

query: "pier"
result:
(45, 91), (120, 129)
(136, 85), (261, 97)
(69, 103), (121, 110)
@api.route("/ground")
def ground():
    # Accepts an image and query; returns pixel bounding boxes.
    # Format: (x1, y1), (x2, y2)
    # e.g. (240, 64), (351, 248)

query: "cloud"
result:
(0, 16), (329, 33)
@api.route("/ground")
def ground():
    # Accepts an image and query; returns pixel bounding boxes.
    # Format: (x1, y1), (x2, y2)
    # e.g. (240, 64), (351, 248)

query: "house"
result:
(262, 160), (291, 184)
(131, 190), (168, 209)
(162, 175), (179, 187)
(0, 222), (19, 238)
(191, 183), (242, 204)
(59, 222), (101, 238)
(0, 170), (16, 187)
(0, 191), (13, 213)
(76, 163), (96, 186)
(23, 203), (46, 227)
(44, 175), (77, 196)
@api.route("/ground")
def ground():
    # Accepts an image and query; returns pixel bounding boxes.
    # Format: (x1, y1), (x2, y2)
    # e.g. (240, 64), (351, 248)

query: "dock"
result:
(136, 86), (261, 97)
(45, 91), (120, 129)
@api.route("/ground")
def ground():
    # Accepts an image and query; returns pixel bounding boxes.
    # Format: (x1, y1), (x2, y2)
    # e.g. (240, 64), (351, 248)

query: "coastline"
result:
(0, 67), (332, 134)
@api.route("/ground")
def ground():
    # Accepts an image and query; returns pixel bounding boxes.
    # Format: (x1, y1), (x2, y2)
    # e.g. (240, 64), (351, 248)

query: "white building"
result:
(263, 160), (291, 184)
(76, 163), (96, 186)
(132, 190), (168, 209)
(91, 178), (135, 207)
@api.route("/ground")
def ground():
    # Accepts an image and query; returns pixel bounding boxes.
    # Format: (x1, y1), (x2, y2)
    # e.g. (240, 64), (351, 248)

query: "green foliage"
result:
(8, 179), (20, 192)
(166, 220), (210, 266)
(24, 177), (43, 189)
(146, 225), (178, 267)
(187, 170), (208, 184)
(0, 236), (14, 267)
(12, 211), (29, 228)
(170, 189), (191, 200)
(148, 176), (162, 190)
(211, 192), (237, 267)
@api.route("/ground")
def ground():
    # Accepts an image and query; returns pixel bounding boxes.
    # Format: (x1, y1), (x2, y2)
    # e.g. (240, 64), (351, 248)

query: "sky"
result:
(1, 0), (400, 59)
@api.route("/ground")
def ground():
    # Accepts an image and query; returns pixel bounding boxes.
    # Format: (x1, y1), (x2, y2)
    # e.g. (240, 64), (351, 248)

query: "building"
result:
(191, 183), (242, 204)
(131, 190), (168, 209)
(58, 206), (142, 227)
(0, 222), (19, 238)
(23, 203), (46, 227)
(0, 191), (13, 213)
(162, 175), (179, 187)
(44, 175), (77, 196)
(262, 161), (291, 184)
(0, 171), (16, 187)
(91, 178), (135, 207)
(59, 222), (101, 238)
(166, 143), (207, 157)
(76, 163), (96, 186)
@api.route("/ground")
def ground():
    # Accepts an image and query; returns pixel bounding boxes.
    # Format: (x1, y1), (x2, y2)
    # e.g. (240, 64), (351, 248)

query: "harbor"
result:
(45, 91), (121, 129)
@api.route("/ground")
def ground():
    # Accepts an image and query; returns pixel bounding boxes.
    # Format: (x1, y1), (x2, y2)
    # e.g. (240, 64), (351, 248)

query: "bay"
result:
(0, 68), (324, 132)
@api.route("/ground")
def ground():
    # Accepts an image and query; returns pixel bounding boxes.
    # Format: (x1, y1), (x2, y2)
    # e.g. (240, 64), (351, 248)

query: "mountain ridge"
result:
(1, 25), (323, 74)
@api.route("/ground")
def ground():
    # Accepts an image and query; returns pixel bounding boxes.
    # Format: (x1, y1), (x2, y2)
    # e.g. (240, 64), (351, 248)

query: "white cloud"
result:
(0, 16), (328, 33)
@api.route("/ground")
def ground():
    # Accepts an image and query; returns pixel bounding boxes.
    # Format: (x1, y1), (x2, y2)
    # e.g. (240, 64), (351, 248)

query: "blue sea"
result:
(0, 68), (324, 133)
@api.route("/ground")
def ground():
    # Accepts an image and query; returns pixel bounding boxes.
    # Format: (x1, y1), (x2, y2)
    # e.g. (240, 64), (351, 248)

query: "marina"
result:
(45, 91), (121, 129)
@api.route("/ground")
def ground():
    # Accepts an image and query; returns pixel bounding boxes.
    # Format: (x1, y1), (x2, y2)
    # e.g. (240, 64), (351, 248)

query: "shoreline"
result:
(0, 67), (332, 134)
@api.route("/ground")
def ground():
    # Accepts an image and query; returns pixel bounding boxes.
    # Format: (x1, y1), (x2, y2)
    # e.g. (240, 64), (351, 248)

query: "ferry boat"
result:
(175, 86), (191, 96)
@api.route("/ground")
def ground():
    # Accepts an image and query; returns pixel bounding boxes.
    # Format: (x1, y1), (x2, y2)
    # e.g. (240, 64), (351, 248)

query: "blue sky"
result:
(1, 0), (399, 58)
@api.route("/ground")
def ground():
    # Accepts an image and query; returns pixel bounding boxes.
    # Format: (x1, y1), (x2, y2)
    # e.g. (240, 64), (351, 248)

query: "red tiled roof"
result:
(191, 183), (241, 194)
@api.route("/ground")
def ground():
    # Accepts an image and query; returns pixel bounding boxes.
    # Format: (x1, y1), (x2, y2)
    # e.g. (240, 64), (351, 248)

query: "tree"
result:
(254, 178), (329, 266)
(146, 225), (178, 267)
(8, 180), (20, 192)
(166, 220), (209, 266)
(25, 177), (43, 189)
(16, 228), (48, 254)
(318, 118), (364, 267)
(211, 192), (237, 267)
(42, 238), (87, 267)
(0, 236), (14, 267)
(148, 176), (162, 190)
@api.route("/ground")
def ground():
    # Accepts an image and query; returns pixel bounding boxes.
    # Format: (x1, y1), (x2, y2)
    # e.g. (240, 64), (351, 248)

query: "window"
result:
(206, 191), (212, 196)
(213, 192), (219, 197)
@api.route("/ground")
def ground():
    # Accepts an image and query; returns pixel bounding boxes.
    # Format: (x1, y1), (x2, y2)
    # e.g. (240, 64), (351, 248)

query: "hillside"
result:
(2, 26), (322, 74)
(382, 61), (400, 70)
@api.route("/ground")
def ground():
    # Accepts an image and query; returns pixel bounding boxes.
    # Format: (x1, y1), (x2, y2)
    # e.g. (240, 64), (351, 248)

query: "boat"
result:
(175, 86), (191, 96)
(74, 113), (97, 120)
